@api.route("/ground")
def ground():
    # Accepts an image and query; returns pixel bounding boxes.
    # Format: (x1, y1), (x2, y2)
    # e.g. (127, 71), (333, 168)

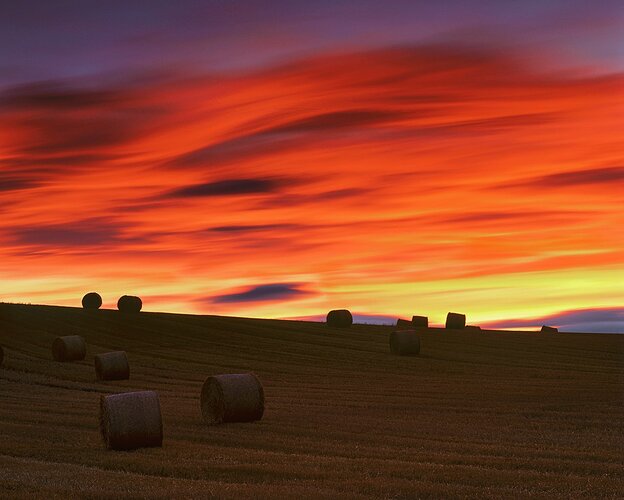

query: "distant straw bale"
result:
(52, 335), (86, 361)
(99, 390), (163, 450)
(326, 309), (353, 328)
(541, 325), (558, 333)
(412, 315), (428, 328)
(95, 351), (130, 381)
(389, 330), (421, 356)
(446, 312), (466, 329)
(117, 295), (142, 313)
(464, 325), (481, 332)
(396, 318), (413, 329)
(201, 373), (264, 425)
(82, 292), (102, 310)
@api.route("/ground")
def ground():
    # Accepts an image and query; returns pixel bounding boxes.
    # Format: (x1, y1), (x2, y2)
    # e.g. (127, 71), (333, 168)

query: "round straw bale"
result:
(396, 318), (413, 329)
(95, 351), (130, 381)
(326, 309), (352, 328)
(52, 335), (86, 361)
(541, 325), (558, 333)
(445, 312), (466, 329)
(117, 295), (142, 313)
(82, 292), (102, 310)
(464, 325), (481, 332)
(389, 330), (421, 356)
(99, 390), (162, 450)
(412, 315), (428, 328)
(200, 373), (264, 425)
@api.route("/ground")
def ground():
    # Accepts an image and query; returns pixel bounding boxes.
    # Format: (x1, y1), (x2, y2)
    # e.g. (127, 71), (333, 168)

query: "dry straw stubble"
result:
(201, 373), (264, 424)
(389, 330), (421, 356)
(95, 351), (130, 381)
(99, 390), (163, 450)
(51, 335), (86, 361)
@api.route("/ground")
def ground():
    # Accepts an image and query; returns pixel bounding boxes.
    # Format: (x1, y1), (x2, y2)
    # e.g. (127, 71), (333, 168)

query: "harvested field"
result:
(389, 330), (421, 356)
(0, 302), (623, 498)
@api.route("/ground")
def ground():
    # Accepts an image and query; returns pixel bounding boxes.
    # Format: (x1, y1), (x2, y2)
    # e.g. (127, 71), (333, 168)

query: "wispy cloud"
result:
(0, 173), (41, 192)
(207, 223), (303, 233)
(0, 81), (123, 110)
(163, 177), (292, 198)
(503, 166), (624, 190)
(7, 218), (131, 247)
(266, 109), (408, 134)
(2, 80), (167, 156)
(207, 283), (313, 304)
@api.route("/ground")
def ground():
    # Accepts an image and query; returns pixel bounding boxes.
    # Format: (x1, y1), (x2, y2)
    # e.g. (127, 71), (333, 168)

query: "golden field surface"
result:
(0, 303), (623, 499)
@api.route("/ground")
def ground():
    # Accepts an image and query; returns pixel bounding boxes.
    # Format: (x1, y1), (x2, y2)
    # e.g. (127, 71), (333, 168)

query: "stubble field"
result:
(0, 303), (623, 498)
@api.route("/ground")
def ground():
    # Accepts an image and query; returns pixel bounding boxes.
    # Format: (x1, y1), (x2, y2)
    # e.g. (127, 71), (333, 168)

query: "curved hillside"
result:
(0, 303), (623, 498)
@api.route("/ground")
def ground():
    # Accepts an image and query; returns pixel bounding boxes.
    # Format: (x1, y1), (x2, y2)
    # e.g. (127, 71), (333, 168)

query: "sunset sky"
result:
(1, 1), (623, 331)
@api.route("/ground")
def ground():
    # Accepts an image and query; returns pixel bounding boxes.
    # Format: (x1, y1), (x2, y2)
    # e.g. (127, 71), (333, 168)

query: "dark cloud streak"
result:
(208, 223), (303, 233)
(0, 81), (123, 110)
(0, 174), (41, 192)
(504, 166), (624, 190)
(439, 210), (587, 225)
(8, 218), (131, 247)
(209, 283), (312, 304)
(166, 108), (408, 169)
(3, 80), (168, 155)
(266, 109), (407, 134)
(164, 177), (292, 198)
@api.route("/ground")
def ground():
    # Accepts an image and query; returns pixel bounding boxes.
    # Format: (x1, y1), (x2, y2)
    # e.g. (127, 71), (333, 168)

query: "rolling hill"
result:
(0, 302), (623, 498)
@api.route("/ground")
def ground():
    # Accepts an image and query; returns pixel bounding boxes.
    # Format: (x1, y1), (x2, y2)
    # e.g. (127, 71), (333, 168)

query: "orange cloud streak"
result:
(1, 45), (622, 325)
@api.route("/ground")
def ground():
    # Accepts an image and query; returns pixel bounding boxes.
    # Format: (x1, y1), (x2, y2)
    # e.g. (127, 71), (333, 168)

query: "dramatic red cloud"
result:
(1, 45), (622, 327)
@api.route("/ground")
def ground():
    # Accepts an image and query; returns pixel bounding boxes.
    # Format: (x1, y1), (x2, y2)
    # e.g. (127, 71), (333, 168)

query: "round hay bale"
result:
(412, 315), (428, 328)
(52, 335), (86, 361)
(326, 309), (352, 328)
(464, 325), (481, 332)
(200, 373), (264, 425)
(445, 312), (466, 329)
(396, 318), (413, 329)
(389, 330), (421, 356)
(117, 295), (142, 313)
(82, 292), (102, 310)
(99, 390), (162, 450)
(95, 351), (130, 381)
(541, 325), (558, 333)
